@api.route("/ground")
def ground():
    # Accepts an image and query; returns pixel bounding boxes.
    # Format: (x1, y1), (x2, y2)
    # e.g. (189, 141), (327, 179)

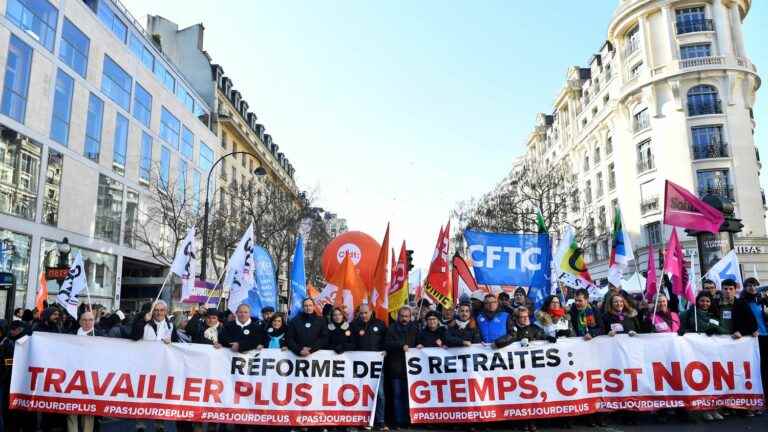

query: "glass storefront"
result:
(40, 239), (117, 310)
(0, 228), (31, 312)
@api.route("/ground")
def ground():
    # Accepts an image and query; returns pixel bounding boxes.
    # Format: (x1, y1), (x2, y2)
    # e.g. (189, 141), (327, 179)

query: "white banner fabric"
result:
(405, 334), (763, 424)
(10, 333), (382, 427)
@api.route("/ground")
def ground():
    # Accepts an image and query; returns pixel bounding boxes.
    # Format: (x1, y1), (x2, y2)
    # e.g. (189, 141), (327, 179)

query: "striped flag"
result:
(608, 208), (634, 286)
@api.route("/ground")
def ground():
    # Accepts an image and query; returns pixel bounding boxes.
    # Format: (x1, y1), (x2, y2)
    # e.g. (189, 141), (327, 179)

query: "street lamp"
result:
(58, 237), (71, 267)
(200, 151), (267, 281)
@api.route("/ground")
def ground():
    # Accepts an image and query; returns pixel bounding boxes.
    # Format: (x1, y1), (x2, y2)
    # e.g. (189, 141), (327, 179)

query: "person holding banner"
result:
(446, 302), (481, 346)
(221, 304), (265, 353)
(191, 308), (223, 346)
(130, 300), (179, 343)
(264, 313), (288, 349)
(477, 294), (510, 345)
(416, 311), (448, 348)
(679, 292), (727, 336)
(602, 294), (641, 337)
(569, 289), (603, 340)
(384, 306), (418, 429)
(494, 306), (549, 349)
(740, 277), (768, 336)
(702, 279), (721, 306)
(351, 303), (388, 430)
(327, 307), (355, 354)
(1, 321), (34, 432)
(286, 298), (328, 357)
(648, 294), (680, 333)
(718, 279), (757, 338)
(67, 311), (98, 432)
(535, 295), (574, 339)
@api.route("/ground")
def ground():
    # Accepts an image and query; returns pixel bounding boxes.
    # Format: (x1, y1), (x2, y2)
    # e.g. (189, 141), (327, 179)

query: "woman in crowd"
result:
(416, 311), (447, 348)
(264, 313), (288, 349)
(221, 304), (265, 353)
(327, 307), (354, 354)
(603, 294), (641, 337)
(535, 295), (574, 339)
(648, 294), (680, 333)
(192, 308), (223, 346)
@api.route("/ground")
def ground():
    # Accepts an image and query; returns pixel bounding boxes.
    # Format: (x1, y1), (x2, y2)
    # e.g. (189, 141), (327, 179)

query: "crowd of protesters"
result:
(1, 276), (767, 432)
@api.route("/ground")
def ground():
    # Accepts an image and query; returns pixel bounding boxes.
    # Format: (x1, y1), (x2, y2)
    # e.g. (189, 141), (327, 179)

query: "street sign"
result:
(45, 266), (69, 281)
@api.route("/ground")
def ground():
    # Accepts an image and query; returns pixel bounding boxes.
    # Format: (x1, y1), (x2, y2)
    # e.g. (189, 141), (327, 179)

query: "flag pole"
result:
(202, 269), (227, 309)
(152, 271), (174, 306)
(691, 250), (698, 333)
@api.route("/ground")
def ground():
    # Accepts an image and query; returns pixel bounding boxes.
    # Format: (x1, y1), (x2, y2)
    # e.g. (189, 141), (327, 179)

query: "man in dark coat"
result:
(286, 298), (328, 356)
(446, 302), (481, 347)
(221, 304), (265, 352)
(34, 307), (63, 333)
(384, 306), (418, 429)
(192, 308), (225, 346)
(416, 311), (447, 347)
(2, 321), (34, 432)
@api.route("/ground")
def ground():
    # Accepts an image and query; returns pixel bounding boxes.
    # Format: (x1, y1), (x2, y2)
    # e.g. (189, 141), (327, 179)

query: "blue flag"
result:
(289, 236), (306, 317)
(463, 230), (551, 310)
(244, 246), (277, 318)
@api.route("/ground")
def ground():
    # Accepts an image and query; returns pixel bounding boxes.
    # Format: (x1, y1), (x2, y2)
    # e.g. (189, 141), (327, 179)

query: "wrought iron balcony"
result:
(688, 99), (722, 116)
(637, 156), (655, 173)
(676, 19), (714, 35)
(692, 141), (728, 159)
(698, 185), (734, 202)
(640, 196), (659, 215)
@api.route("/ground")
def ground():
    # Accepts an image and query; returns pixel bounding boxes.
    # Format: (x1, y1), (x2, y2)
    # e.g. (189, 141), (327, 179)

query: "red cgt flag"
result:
(663, 180), (724, 234)
(425, 221), (452, 309)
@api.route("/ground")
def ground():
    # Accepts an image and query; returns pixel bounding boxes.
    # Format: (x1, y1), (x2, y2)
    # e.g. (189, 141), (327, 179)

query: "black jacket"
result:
(264, 326), (287, 348)
(351, 318), (387, 351)
(495, 323), (547, 348)
(445, 320), (481, 346)
(416, 326), (447, 348)
(385, 321), (418, 378)
(286, 313), (328, 355)
(33, 308), (62, 333)
(326, 322), (355, 354)
(221, 320), (265, 352)
(602, 311), (641, 335)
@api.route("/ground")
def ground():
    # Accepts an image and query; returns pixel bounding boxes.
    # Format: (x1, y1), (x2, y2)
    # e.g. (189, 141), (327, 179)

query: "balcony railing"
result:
(679, 56), (724, 69)
(637, 156), (655, 173)
(623, 39), (640, 59)
(688, 99), (722, 116)
(699, 185), (734, 202)
(633, 115), (650, 132)
(640, 196), (659, 215)
(676, 19), (714, 35)
(692, 141), (728, 159)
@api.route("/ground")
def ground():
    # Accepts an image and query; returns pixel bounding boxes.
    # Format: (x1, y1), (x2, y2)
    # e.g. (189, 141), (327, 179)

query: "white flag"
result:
(226, 224), (255, 312)
(171, 227), (197, 299)
(56, 252), (88, 318)
(704, 250), (743, 289)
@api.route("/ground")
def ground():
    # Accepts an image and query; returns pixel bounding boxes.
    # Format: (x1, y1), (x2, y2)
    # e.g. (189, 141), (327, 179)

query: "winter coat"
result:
(192, 324), (224, 345)
(384, 321), (418, 378)
(264, 325), (287, 349)
(350, 318), (387, 351)
(327, 322), (355, 354)
(570, 306), (603, 337)
(416, 326), (448, 348)
(130, 316), (179, 342)
(445, 319), (481, 346)
(535, 310), (575, 338)
(495, 323), (547, 349)
(679, 308), (728, 336)
(221, 320), (265, 352)
(602, 309), (641, 335)
(476, 310), (510, 343)
(286, 313), (328, 355)
(33, 308), (62, 333)
(649, 311), (681, 333)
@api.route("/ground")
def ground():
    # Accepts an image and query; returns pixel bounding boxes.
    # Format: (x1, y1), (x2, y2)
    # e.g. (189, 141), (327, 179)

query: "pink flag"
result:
(662, 230), (687, 297)
(682, 258), (696, 304)
(663, 180), (724, 233)
(644, 245), (657, 302)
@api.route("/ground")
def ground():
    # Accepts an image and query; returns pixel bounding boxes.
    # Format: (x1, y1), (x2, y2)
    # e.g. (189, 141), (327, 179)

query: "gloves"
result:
(546, 336), (557, 343)
(334, 345), (345, 354)
(519, 338), (529, 348)
(705, 327), (717, 336)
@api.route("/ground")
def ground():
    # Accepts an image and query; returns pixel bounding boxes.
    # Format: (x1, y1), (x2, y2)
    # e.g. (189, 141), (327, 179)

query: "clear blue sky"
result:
(127, 0), (768, 270)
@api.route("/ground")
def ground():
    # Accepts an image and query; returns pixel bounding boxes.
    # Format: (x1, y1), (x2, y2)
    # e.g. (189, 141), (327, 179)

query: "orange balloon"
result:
(322, 231), (381, 290)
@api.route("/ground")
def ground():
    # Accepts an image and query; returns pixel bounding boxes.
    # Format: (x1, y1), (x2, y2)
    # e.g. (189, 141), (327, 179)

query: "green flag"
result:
(536, 208), (548, 234)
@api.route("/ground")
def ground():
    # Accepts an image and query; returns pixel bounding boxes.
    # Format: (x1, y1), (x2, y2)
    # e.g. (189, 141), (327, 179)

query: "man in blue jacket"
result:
(476, 294), (510, 345)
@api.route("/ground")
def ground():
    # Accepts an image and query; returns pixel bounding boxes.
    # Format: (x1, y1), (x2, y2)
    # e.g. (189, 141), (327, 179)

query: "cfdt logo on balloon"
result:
(337, 243), (362, 265)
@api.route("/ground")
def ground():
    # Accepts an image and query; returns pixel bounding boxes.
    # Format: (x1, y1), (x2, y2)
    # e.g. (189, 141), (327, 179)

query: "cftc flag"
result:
(56, 252), (88, 318)
(225, 225), (255, 312)
(170, 227), (197, 300)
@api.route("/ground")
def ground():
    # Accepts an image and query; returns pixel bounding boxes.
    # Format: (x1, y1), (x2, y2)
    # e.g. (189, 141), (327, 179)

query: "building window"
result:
(192, 170), (201, 211)
(177, 85), (194, 112)
(691, 125), (727, 159)
(123, 188), (139, 247)
(697, 169), (733, 202)
(177, 159), (187, 198)
(680, 43), (711, 60)
(594, 147), (600, 164)
(633, 108), (650, 132)
(112, 113), (128, 176)
(43, 149), (63, 226)
(154, 62), (175, 93)
(160, 107), (180, 149)
(585, 180), (592, 203)
(50, 69), (74, 146)
(95, 174), (123, 244)
(59, 18), (89, 78)
(687, 85), (721, 116)
(584, 156), (589, 172)
(637, 139), (654, 173)
(139, 132), (152, 185)
(676, 7), (712, 34)
(96, 1), (127, 43)
(128, 33), (154, 70)
(181, 126), (194, 160)
(606, 136), (613, 154)
(5, 0), (58, 52)
(596, 172), (604, 197)
(84, 94), (104, 162)
(644, 222), (662, 246)
(160, 146), (170, 189)
(629, 61), (643, 80)
(0, 126), (41, 220)
(101, 56), (132, 111)
(200, 142), (213, 174)
(132, 82), (152, 128)
(608, 163), (616, 190)
(624, 25), (640, 57)
(640, 181), (659, 215)
(1, 35), (33, 123)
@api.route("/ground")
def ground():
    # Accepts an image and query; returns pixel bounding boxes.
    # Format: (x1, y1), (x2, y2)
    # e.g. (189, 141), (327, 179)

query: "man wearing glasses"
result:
(476, 294), (510, 346)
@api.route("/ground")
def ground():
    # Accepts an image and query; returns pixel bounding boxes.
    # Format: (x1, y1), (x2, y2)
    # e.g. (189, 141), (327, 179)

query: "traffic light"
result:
(406, 249), (414, 272)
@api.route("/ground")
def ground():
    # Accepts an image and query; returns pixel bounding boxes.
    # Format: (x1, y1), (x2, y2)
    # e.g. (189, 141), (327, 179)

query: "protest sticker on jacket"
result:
(405, 334), (763, 424)
(10, 333), (383, 427)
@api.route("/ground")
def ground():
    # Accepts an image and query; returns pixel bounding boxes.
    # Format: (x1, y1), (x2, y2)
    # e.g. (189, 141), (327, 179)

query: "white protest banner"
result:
(405, 334), (763, 424)
(10, 333), (383, 427)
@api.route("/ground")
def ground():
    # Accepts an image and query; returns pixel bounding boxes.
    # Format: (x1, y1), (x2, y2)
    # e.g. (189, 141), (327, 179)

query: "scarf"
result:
(549, 307), (566, 319)
(455, 319), (470, 330)
(236, 319), (252, 329)
(204, 325), (220, 343)
(266, 325), (286, 349)
(655, 309), (674, 330)
(77, 327), (94, 336)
